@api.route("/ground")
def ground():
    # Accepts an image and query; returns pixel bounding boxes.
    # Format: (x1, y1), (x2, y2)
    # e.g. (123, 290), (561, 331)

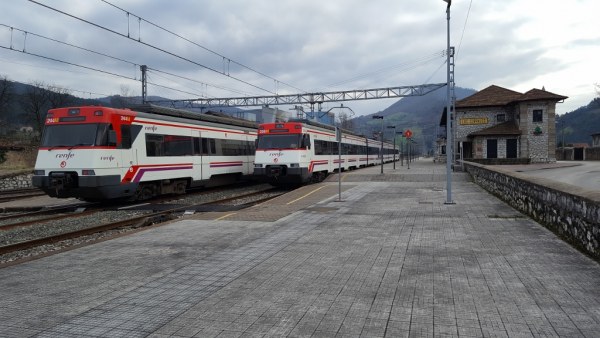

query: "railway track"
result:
(0, 188), (46, 203)
(0, 184), (287, 266)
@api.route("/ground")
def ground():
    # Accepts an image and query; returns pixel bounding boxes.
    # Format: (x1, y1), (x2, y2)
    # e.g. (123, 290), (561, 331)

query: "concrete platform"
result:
(1, 159), (599, 337)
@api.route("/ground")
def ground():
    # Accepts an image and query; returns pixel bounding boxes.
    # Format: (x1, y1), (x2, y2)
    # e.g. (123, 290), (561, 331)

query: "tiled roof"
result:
(519, 88), (568, 102)
(456, 85), (568, 108)
(468, 121), (521, 137)
(456, 85), (522, 108)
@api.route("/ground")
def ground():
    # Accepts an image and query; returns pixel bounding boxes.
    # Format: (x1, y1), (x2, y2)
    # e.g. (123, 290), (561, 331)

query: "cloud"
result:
(0, 0), (598, 115)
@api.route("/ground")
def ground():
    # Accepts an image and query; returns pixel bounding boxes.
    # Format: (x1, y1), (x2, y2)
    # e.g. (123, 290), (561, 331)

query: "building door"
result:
(463, 142), (473, 159)
(506, 139), (518, 158)
(574, 148), (584, 161)
(487, 139), (498, 158)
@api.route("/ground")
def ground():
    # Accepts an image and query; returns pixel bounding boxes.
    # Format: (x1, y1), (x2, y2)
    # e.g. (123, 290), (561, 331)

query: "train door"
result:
(118, 124), (138, 169)
(200, 134), (216, 180)
(194, 131), (203, 180)
(246, 133), (255, 175)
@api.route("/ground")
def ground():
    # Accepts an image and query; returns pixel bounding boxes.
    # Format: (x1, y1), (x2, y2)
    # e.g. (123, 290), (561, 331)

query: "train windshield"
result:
(257, 134), (302, 149)
(41, 123), (112, 147)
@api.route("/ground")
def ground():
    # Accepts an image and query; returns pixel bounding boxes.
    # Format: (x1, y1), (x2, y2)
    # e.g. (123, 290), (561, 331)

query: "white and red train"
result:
(32, 105), (257, 201)
(253, 119), (398, 184)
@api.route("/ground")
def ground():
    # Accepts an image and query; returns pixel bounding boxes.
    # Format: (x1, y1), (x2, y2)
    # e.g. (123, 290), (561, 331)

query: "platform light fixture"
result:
(372, 116), (384, 174)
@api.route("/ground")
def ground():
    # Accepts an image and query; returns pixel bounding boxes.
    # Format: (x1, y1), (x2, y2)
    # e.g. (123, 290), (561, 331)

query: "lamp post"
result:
(400, 135), (404, 166)
(327, 104), (355, 202)
(387, 126), (396, 169)
(373, 116), (384, 173)
(443, 0), (454, 204)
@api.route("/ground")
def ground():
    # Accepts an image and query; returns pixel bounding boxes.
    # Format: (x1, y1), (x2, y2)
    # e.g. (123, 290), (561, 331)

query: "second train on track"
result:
(253, 119), (398, 185)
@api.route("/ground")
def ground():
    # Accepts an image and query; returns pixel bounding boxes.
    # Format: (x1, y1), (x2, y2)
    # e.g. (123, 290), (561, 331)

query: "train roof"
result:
(130, 103), (258, 130)
(287, 119), (364, 138)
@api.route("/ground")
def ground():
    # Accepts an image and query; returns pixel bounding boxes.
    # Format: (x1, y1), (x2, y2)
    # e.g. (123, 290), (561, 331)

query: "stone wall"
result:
(556, 147), (600, 161)
(0, 171), (34, 191)
(521, 103), (556, 163)
(463, 161), (600, 260)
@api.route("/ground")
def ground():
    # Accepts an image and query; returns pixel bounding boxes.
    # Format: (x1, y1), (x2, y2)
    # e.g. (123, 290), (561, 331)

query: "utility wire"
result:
(0, 23), (138, 67)
(0, 45), (135, 81)
(99, 0), (306, 94)
(456, 0), (473, 58)
(28, 0), (277, 95)
(0, 38), (199, 98)
(325, 50), (445, 90)
(1, 23), (259, 99)
(147, 67), (251, 97)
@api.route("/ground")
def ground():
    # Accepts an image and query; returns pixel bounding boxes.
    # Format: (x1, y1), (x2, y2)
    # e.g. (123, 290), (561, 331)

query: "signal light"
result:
(94, 110), (103, 116)
(81, 169), (96, 176)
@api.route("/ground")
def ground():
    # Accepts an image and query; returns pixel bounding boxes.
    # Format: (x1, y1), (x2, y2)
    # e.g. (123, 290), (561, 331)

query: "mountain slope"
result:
(556, 98), (600, 145)
(349, 87), (477, 152)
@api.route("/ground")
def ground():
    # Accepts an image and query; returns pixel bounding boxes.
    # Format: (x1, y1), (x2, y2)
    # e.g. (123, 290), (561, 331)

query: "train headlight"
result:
(81, 169), (96, 176)
(254, 163), (263, 168)
(34, 170), (45, 176)
(289, 163), (300, 168)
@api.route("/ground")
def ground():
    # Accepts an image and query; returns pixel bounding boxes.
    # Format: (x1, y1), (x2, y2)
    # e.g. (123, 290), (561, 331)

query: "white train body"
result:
(253, 120), (397, 184)
(32, 105), (257, 200)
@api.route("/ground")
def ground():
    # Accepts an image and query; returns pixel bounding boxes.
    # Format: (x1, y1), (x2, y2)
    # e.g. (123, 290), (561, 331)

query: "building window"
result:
(533, 109), (543, 122)
(496, 114), (506, 122)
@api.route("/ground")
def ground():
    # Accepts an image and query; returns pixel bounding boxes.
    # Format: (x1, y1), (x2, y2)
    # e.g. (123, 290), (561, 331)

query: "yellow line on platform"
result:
(215, 213), (237, 220)
(286, 185), (327, 205)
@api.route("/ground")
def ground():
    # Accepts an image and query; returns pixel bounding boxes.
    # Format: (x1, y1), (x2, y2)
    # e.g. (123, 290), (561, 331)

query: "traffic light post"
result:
(404, 129), (413, 170)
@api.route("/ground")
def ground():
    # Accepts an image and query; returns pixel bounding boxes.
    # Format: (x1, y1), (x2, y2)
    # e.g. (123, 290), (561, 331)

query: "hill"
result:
(556, 98), (600, 146)
(349, 87), (477, 153)
(0, 80), (243, 135)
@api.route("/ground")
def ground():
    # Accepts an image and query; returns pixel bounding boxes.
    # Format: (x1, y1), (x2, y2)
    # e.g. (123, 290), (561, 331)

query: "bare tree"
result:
(337, 111), (355, 131)
(111, 84), (135, 108)
(0, 75), (13, 130)
(46, 84), (73, 108)
(21, 81), (49, 137)
(0, 75), (13, 114)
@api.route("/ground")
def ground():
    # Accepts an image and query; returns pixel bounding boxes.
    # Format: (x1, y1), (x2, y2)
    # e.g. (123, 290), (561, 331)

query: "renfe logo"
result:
(145, 126), (158, 132)
(101, 155), (115, 162)
(268, 152), (284, 157)
(55, 152), (75, 160)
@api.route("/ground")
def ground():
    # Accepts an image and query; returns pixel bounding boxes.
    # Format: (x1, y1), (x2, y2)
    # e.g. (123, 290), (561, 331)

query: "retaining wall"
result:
(0, 171), (33, 191)
(463, 161), (600, 260)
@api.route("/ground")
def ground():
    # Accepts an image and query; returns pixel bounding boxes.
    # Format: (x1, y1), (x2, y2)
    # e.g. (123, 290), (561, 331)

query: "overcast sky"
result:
(1, 0), (599, 117)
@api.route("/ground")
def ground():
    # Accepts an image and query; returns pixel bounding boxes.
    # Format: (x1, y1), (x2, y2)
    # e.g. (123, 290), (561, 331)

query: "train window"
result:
(40, 124), (98, 147)
(146, 134), (163, 156)
(314, 140), (326, 155)
(165, 135), (193, 156)
(120, 125), (132, 149)
(301, 134), (311, 149)
(257, 134), (301, 149)
(145, 133), (193, 157)
(95, 124), (110, 146)
(221, 139), (254, 156)
(209, 139), (216, 154)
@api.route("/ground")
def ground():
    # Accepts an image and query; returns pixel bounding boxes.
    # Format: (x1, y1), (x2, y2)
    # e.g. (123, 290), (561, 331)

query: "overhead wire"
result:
(147, 67), (252, 97)
(0, 23), (138, 68)
(325, 50), (445, 89)
(0, 23), (254, 100)
(0, 45), (135, 81)
(99, 0), (306, 94)
(28, 0), (278, 95)
(455, 0), (473, 58)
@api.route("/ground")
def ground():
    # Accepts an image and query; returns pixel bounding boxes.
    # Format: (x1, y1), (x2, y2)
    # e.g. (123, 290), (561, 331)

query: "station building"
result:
(443, 85), (567, 163)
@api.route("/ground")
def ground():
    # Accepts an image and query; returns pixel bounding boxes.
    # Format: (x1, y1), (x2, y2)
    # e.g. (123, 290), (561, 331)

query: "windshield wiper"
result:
(68, 143), (92, 150)
(47, 145), (70, 151)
